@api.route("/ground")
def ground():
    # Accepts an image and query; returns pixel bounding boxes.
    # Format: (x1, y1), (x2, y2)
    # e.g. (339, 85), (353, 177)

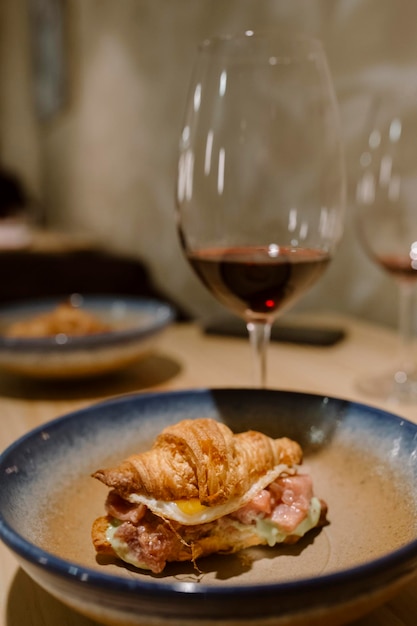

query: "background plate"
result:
(0, 295), (175, 378)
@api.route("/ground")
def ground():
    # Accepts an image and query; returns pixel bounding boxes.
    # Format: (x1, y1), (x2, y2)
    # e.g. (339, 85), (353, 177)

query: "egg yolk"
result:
(175, 498), (208, 515)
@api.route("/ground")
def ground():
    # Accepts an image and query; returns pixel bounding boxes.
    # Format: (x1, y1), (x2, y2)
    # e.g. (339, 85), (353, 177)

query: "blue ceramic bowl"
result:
(0, 295), (175, 378)
(1, 388), (417, 626)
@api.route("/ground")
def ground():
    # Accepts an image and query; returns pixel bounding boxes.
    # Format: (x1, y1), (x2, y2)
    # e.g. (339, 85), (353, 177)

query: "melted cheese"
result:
(106, 523), (151, 571)
(254, 496), (321, 546)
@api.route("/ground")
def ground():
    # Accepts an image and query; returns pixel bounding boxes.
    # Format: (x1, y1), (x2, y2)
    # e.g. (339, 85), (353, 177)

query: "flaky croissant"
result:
(92, 418), (327, 574)
(92, 418), (302, 506)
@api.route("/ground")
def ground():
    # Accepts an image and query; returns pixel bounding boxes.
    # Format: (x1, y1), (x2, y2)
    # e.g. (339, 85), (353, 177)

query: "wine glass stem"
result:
(397, 282), (416, 378)
(247, 321), (271, 388)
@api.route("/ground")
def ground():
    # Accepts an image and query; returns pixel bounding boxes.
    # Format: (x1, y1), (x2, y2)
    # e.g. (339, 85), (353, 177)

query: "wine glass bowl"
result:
(177, 31), (345, 386)
(356, 91), (417, 402)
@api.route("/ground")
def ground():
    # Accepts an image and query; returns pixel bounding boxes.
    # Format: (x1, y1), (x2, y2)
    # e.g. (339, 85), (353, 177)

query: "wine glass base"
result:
(357, 369), (417, 405)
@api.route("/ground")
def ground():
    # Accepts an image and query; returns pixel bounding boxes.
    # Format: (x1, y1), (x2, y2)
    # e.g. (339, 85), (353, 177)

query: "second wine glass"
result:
(176, 31), (345, 387)
(356, 91), (417, 403)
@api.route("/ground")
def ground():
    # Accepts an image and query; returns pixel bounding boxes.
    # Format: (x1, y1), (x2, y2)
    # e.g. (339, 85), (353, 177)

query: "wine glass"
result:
(356, 90), (417, 403)
(176, 31), (345, 387)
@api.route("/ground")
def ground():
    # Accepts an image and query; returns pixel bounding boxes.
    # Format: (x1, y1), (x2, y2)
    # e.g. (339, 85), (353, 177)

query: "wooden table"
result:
(1, 313), (416, 626)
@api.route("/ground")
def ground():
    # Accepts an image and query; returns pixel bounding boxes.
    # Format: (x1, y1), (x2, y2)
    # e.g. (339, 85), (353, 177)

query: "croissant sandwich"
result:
(91, 417), (327, 573)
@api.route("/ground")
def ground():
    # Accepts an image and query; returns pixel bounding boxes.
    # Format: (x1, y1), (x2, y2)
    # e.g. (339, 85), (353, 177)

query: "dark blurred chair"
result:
(0, 246), (190, 321)
(0, 168), (191, 318)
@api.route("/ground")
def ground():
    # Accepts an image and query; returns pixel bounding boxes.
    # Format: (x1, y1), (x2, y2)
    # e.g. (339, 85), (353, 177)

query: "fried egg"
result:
(127, 463), (295, 525)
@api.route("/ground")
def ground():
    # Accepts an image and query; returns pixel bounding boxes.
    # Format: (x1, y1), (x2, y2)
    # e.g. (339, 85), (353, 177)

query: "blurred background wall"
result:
(1, 0), (416, 328)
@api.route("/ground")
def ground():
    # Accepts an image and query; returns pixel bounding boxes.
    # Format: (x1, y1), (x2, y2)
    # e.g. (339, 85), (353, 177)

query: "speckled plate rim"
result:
(0, 295), (176, 352)
(1, 387), (417, 606)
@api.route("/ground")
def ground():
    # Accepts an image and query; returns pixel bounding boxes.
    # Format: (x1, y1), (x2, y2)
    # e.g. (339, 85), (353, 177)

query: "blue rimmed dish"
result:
(0, 295), (175, 378)
(1, 388), (417, 625)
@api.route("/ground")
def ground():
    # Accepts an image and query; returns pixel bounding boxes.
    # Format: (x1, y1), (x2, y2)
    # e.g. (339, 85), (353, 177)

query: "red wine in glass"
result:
(186, 246), (330, 322)
(374, 254), (417, 284)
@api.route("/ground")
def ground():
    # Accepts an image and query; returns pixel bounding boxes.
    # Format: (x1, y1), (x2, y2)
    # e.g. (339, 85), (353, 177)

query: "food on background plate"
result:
(4, 300), (112, 338)
(92, 417), (327, 573)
